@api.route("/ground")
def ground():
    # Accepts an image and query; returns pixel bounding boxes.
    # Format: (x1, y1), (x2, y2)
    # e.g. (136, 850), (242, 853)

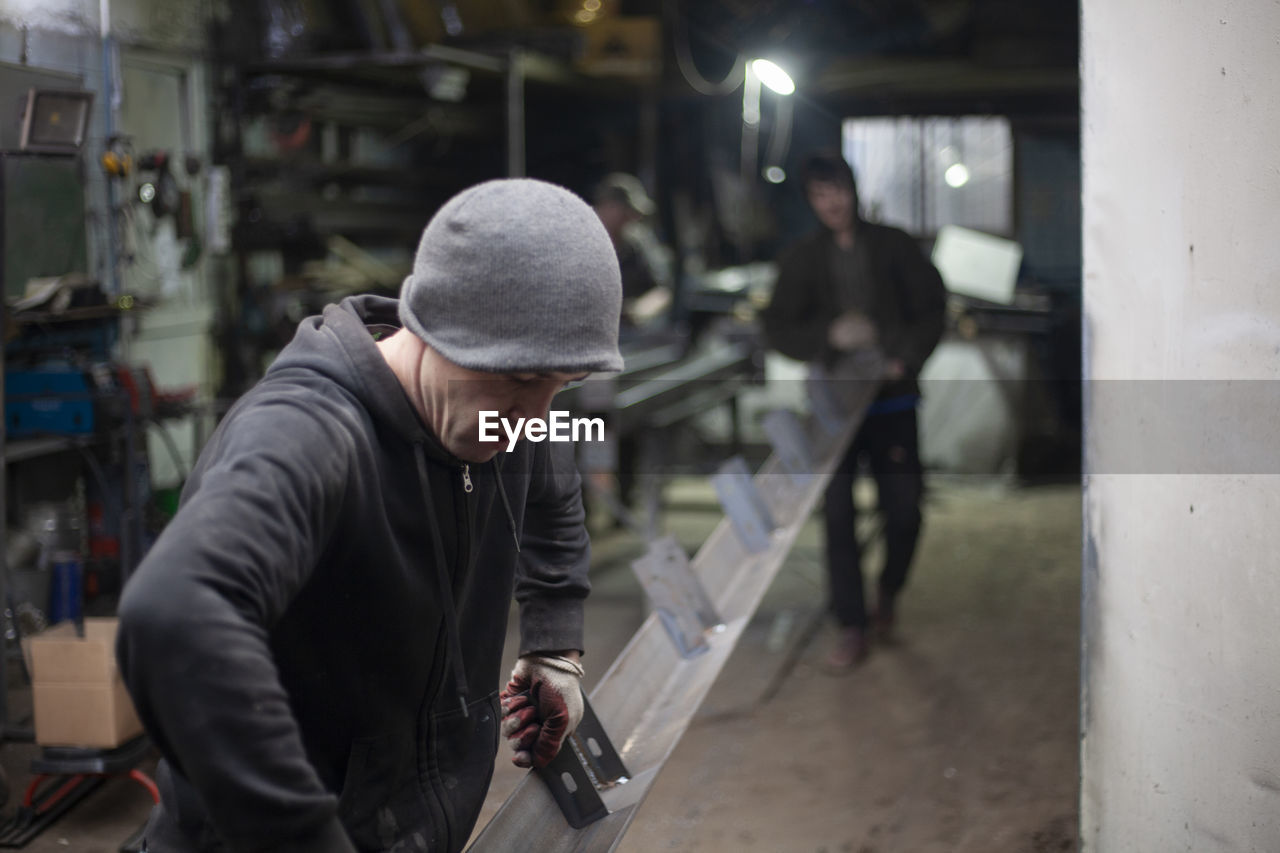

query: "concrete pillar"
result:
(1081, 1), (1280, 850)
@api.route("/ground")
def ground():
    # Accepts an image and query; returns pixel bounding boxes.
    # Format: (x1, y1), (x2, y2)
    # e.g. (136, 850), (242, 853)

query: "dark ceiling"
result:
(672, 0), (1078, 115)
(226, 0), (1078, 116)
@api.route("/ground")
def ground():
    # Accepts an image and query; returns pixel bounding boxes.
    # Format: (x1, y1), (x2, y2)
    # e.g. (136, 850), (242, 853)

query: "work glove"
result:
(499, 653), (585, 769)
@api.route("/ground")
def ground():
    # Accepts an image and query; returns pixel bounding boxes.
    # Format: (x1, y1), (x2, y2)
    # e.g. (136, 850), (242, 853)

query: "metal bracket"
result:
(535, 694), (631, 829)
(631, 536), (724, 658)
(762, 409), (815, 487)
(805, 371), (847, 437)
(711, 457), (776, 553)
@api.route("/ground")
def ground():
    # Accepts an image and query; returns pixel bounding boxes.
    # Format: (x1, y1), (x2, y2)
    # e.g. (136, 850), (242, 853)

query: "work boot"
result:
(871, 590), (896, 643)
(824, 626), (869, 671)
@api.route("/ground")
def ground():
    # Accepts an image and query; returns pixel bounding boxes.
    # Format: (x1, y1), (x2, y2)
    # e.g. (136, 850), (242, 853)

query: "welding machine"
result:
(5, 364), (95, 437)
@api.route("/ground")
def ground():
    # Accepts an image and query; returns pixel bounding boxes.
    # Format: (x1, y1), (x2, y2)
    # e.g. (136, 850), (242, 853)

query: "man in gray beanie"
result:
(117, 179), (622, 853)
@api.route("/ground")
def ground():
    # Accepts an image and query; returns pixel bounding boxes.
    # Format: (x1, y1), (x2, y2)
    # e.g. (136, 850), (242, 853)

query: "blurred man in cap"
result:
(593, 172), (673, 328)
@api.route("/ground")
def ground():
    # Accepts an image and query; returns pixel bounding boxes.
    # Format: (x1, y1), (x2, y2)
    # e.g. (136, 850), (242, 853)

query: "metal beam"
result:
(506, 49), (525, 178)
(242, 45), (507, 77)
(469, 375), (879, 851)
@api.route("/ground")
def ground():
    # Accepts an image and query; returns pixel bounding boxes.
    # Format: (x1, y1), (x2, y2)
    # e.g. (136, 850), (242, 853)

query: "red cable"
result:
(128, 769), (160, 804)
(34, 775), (86, 815)
(21, 774), (47, 809)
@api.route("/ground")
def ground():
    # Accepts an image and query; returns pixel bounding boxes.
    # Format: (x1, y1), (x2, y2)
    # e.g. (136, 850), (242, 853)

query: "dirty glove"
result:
(499, 654), (585, 769)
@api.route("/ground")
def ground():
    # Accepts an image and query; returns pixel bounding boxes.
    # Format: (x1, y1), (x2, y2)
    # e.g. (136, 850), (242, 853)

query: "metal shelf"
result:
(4, 434), (97, 465)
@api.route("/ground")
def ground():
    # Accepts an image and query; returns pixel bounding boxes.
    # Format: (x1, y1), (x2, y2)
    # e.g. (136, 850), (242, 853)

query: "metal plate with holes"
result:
(711, 457), (776, 553)
(762, 409), (815, 486)
(631, 536), (724, 658)
(535, 694), (630, 829)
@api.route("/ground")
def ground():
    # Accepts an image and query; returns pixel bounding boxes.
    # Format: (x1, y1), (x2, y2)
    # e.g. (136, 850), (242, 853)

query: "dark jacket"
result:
(116, 295), (591, 853)
(761, 222), (947, 398)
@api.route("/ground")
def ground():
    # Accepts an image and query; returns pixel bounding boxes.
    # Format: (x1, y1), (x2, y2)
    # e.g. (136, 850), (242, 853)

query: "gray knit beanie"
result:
(398, 178), (624, 373)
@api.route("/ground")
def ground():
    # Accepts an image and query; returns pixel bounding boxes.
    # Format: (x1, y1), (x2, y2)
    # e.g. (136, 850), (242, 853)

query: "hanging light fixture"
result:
(749, 58), (795, 96)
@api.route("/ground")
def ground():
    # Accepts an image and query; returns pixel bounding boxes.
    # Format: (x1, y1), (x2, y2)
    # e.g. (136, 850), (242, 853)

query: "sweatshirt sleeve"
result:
(116, 397), (357, 853)
(761, 242), (836, 363)
(513, 439), (591, 655)
(885, 229), (948, 377)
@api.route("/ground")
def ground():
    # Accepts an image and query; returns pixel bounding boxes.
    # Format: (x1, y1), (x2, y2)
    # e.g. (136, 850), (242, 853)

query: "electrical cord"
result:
(762, 91), (794, 173)
(147, 416), (190, 484)
(666, 0), (745, 96)
(74, 442), (126, 527)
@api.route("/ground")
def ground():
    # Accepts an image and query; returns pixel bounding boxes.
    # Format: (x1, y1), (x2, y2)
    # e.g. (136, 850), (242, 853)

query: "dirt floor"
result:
(479, 477), (1082, 853)
(620, 479), (1080, 853)
(0, 477), (1080, 853)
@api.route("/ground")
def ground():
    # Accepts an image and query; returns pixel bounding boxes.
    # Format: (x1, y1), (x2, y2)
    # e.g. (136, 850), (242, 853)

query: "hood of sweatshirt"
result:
(266, 293), (457, 464)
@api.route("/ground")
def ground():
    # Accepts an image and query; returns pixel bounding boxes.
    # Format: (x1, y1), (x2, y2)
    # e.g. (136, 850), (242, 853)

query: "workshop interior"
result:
(0, 0), (1275, 851)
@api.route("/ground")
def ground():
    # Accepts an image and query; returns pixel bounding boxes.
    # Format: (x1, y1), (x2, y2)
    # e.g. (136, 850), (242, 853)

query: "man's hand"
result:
(828, 312), (878, 352)
(499, 652), (585, 769)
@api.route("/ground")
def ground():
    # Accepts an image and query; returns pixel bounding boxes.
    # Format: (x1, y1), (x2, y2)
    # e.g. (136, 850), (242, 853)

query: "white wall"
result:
(0, 0), (209, 49)
(1081, 1), (1280, 850)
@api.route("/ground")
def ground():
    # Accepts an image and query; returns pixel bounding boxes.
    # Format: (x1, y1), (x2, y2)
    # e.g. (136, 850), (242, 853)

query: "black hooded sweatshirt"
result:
(116, 295), (591, 853)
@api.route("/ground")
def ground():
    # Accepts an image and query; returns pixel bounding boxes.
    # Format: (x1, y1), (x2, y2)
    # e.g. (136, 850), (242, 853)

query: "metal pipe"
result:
(100, 0), (120, 296)
(506, 50), (525, 177)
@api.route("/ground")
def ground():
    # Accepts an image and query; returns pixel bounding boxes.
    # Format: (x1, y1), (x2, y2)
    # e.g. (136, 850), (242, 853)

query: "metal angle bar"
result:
(631, 537), (723, 659)
(762, 408), (815, 487)
(611, 346), (752, 412)
(711, 457), (777, 554)
(469, 380), (879, 853)
(643, 381), (748, 432)
(805, 371), (848, 437)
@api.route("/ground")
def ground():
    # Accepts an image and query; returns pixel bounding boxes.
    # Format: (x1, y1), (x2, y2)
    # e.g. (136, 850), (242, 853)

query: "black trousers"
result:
(823, 407), (924, 629)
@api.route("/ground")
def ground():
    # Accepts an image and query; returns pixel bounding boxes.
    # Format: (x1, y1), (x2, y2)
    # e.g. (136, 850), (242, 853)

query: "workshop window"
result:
(842, 116), (1013, 238)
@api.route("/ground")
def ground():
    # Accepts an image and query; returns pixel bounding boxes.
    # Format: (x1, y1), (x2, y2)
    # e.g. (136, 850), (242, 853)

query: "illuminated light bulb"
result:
(749, 58), (795, 95)
(944, 163), (970, 188)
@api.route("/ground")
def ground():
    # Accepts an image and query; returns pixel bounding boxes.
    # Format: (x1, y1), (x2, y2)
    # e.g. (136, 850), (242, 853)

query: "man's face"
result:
(419, 346), (586, 463)
(594, 199), (640, 241)
(806, 180), (856, 233)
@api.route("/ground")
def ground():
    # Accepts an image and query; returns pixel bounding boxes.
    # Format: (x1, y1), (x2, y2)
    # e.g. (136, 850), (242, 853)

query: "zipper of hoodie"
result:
(435, 460), (475, 853)
(413, 452), (450, 852)
(413, 449), (474, 853)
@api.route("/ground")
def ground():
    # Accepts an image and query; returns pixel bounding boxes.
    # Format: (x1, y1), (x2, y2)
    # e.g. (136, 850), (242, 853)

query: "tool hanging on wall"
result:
(100, 151), (131, 178)
(135, 150), (200, 255)
(135, 151), (180, 221)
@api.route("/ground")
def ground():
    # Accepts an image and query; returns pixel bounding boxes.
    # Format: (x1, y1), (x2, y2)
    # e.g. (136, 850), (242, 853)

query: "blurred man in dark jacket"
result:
(762, 150), (946, 670)
(117, 179), (623, 852)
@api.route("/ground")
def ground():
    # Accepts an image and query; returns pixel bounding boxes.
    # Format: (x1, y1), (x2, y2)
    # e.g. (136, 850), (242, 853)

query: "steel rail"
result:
(469, 379), (877, 852)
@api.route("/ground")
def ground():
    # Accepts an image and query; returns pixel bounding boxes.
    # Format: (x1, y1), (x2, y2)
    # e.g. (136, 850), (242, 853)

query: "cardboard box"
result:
(29, 618), (144, 748)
